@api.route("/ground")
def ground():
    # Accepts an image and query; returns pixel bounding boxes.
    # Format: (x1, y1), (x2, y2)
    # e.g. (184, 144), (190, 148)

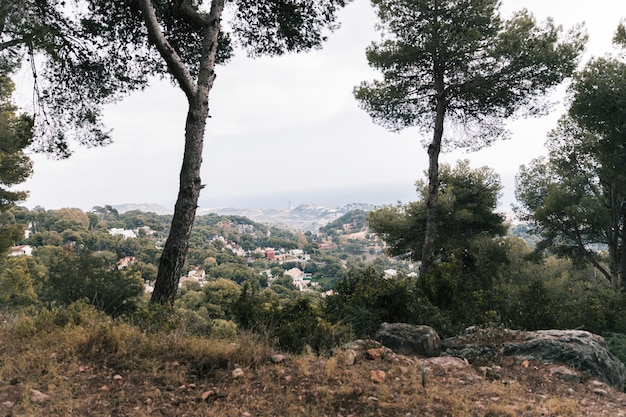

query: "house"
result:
(180, 267), (207, 287)
(9, 245), (33, 256)
(117, 256), (136, 269)
(109, 228), (137, 239)
(284, 267), (310, 291)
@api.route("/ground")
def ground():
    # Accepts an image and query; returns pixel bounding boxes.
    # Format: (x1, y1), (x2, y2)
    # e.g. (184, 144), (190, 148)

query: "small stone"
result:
(271, 354), (286, 364)
(100, 385), (109, 391)
(232, 368), (244, 378)
(188, 383), (196, 389)
(201, 390), (215, 400)
(172, 361), (180, 367)
(370, 370), (386, 383)
(367, 348), (385, 360)
(30, 389), (49, 403)
(550, 366), (580, 383)
(113, 374), (123, 381)
(241, 412), (251, 417)
(78, 366), (87, 372)
(2, 401), (13, 409)
(342, 349), (357, 366)
(284, 375), (293, 382)
(49, 352), (57, 359)
(521, 360), (529, 368)
(593, 388), (608, 396)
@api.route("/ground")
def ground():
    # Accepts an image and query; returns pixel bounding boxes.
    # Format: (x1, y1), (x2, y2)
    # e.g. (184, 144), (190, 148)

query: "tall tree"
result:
(516, 26), (626, 289)
(78, 0), (349, 305)
(354, 0), (585, 278)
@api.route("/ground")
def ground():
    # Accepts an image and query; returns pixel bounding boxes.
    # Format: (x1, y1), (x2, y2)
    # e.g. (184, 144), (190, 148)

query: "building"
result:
(9, 245), (33, 256)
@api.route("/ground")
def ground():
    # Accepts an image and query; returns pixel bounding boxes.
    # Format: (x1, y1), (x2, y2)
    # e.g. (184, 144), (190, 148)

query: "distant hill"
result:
(113, 203), (174, 215)
(198, 203), (376, 231)
(112, 202), (377, 231)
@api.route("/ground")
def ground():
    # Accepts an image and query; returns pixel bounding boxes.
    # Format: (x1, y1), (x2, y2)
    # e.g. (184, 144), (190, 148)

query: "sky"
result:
(13, 0), (626, 213)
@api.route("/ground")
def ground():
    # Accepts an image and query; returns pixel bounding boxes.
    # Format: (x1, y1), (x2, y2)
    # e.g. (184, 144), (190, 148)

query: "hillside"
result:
(114, 203), (377, 231)
(1, 311), (625, 417)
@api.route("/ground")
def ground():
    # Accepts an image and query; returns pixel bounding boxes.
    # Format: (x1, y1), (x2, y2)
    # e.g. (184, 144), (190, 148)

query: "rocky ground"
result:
(2, 345), (626, 416)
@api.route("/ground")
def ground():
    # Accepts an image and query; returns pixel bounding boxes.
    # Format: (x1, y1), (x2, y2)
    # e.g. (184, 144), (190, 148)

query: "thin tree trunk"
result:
(420, 87), (446, 279)
(139, 0), (224, 305)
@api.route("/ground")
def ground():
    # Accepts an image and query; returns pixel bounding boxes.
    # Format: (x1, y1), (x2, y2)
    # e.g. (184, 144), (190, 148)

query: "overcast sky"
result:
(14, 0), (625, 213)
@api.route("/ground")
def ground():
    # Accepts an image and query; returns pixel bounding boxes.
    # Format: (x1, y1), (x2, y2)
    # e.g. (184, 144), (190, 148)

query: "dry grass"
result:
(1, 308), (625, 416)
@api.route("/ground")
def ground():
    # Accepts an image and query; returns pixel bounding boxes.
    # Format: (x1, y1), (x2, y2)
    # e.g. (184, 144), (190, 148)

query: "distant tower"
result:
(288, 200), (292, 211)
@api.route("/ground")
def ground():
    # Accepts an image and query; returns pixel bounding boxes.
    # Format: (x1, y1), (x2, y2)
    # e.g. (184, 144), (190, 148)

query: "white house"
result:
(9, 245), (33, 256)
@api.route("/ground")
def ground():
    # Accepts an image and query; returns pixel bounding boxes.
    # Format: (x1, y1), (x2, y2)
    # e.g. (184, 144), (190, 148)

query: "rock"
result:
(2, 401), (13, 408)
(375, 323), (441, 357)
(425, 356), (470, 371)
(342, 349), (357, 366)
(30, 389), (49, 403)
(232, 368), (244, 378)
(502, 330), (626, 390)
(271, 354), (287, 364)
(113, 374), (123, 380)
(550, 366), (580, 383)
(370, 370), (386, 383)
(367, 348), (386, 360)
(201, 390), (216, 400)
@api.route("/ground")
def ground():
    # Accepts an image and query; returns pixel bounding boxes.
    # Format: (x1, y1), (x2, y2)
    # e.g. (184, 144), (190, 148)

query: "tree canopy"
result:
(368, 160), (506, 262)
(355, 0), (586, 277)
(516, 25), (626, 289)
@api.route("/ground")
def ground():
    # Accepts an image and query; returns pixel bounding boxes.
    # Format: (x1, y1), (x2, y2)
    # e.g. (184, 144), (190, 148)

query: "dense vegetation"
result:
(1, 201), (625, 359)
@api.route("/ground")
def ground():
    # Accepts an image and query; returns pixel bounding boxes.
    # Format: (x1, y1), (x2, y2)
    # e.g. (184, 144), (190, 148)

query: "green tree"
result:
(0, 75), (32, 254)
(0, 256), (39, 308)
(44, 250), (144, 316)
(77, 0), (349, 305)
(369, 160), (506, 263)
(516, 23), (626, 289)
(354, 0), (585, 278)
(0, 76), (32, 212)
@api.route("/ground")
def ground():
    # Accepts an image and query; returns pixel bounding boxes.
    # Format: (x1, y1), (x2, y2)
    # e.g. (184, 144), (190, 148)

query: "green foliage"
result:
(325, 266), (446, 337)
(0, 76), (33, 214)
(43, 250), (144, 316)
(0, 256), (39, 308)
(355, 0), (585, 147)
(605, 333), (626, 366)
(319, 209), (369, 234)
(515, 24), (626, 289)
(369, 161), (507, 263)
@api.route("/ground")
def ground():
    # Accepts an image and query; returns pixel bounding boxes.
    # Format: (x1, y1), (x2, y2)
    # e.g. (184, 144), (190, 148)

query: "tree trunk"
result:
(420, 79), (446, 279)
(150, 98), (209, 305)
(140, 0), (224, 305)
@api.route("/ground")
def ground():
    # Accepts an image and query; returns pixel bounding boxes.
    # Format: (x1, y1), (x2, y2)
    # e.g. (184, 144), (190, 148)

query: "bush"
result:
(605, 333), (626, 366)
(44, 250), (145, 316)
(324, 266), (447, 337)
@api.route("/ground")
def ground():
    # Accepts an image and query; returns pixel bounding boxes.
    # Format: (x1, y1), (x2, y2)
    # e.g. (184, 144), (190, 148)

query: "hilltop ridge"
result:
(114, 202), (377, 231)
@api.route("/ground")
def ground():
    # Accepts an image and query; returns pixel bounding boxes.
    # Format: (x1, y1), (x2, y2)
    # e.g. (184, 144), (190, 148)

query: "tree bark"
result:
(139, 0), (224, 306)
